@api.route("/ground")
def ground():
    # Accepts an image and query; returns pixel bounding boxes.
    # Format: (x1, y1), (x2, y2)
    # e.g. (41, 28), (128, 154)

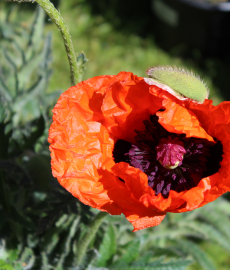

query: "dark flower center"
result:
(113, 114), (223, 198)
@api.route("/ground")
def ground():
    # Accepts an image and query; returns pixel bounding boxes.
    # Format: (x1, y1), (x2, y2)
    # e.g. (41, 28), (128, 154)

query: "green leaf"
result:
(21, 115), (45, 150)
(199, 207), (230, 241)
(0, 260), (13, 270)
(1, 47), (18, 97)
(56, 216), (80, 268)
(147, 228), (204, 241)
(7, 249), (19, 264)
(41, 228), (60, 255)
(113, 239), (140, 267)
(40, 32), (52, 72)
(149, 258), (193, 270)
(150, 246), (184, 258)
(17, 51), (44, 92)
(176, 239), (216, 270)
(41, 252), (49, 270)
(18, 248), (35, 270)
(131, 251), (153, 266)
(179, 221), (230, 252)
(13, 77), (46, 125)
(75, 212), (108, 266)
(45, 90), (62, 107)
(77, 52), (88, 82)
(216, 199), (230, 215)
(96, 224), (117, 267)
(0, 75), (12, 102)
(29, 6), (45, 52)
(112, 258), (192, 270)
(40, 214), (76, 255)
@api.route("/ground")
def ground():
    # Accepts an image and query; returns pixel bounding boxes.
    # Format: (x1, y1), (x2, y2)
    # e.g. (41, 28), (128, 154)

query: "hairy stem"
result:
(35, 0), (79, 85)
(76, 212), (108, 266)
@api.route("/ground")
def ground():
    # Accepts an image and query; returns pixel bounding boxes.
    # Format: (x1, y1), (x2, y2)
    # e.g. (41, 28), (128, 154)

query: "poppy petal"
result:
(49, 71), (230, 231)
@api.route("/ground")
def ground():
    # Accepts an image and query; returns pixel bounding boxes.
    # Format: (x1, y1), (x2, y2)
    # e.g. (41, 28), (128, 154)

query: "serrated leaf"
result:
(40, 32), (52, 72)
(21, 115), (45, 149)
(147, 228), (204, 242)
(96, 224), (116, 267)
(75, 212), (108, 266)
(40, 214), (76, 255)
(150, 246), (184, 258)
(199, 208), (230, 241)
(45, 90), (62, 106)
(131, 251), (153, 267)
(146, 256), (165, 266)
(149, 258), (192, 270)
(29, 6), (45, 52)
(179, 221), (230, 252)
(80, 249), (98, 270)
(41, 228), (60, 255)
(112, 258), (192, 270)
(17, 52), (44, 92)
(1, 48), (18, 97)
(113, 239), (140, 267)
(176, 239), (216, 270)
(16, 74), (46, 104)
(0, 20), (14, 39)
(0, 75), (13, 102)
(56, 215), (80, 268)
(216, 199), (230, 215)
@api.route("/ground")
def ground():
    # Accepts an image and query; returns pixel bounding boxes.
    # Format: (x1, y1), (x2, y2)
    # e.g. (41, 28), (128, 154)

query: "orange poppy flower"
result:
(48, 71), (229, 231)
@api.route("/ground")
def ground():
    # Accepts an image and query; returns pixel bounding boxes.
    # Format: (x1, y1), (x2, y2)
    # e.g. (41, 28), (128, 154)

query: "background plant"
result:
(0, 1), (229, 269)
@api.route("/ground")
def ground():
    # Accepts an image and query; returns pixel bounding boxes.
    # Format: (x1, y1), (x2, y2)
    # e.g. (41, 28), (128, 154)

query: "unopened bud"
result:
(145, 66), (209, 103)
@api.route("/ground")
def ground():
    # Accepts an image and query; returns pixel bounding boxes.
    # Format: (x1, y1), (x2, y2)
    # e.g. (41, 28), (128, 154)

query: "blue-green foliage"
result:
(0, 5), (61, 154)
(0, 3), (230, 270)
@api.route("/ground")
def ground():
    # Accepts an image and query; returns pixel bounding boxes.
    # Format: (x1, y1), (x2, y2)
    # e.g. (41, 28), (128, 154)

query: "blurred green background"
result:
(4, 0), (228, 104)
(1, 0), (230, 269)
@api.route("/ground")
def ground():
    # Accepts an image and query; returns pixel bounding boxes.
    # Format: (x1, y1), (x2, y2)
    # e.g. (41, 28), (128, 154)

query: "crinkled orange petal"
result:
(101, 73), (163, 142)
(111, 162), (166, 231)
(147, 86), (214, 142)
(49, 71), (230, 231)
(182, 99), (230, 206)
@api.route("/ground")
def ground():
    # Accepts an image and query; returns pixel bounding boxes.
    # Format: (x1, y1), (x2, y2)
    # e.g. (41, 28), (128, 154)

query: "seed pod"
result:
(145, 66), (209, 103)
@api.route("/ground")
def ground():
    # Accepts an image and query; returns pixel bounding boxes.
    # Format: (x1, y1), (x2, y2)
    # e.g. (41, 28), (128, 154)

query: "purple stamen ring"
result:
(113, 114), (223, 198)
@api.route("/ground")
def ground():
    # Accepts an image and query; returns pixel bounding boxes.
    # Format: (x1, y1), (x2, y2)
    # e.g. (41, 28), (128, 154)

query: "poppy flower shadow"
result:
(96, 167), (132, 215)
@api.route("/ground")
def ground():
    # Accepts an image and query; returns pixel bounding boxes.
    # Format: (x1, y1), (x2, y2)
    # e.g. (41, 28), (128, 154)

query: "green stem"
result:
(35, 0), (79, 85)
(76, 211), (108, 266)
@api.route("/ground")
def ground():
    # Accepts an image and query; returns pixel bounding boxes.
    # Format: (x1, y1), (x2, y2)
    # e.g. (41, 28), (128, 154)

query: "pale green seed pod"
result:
(145, 66), (209, 103)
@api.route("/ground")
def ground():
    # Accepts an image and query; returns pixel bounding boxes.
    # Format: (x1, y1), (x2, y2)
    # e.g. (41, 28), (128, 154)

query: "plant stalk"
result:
(76, 211), (108, 266)
(35, 0), (79, 85)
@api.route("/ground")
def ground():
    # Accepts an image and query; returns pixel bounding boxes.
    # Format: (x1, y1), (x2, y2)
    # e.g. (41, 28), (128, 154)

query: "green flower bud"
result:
(145, 66), (209, 103)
